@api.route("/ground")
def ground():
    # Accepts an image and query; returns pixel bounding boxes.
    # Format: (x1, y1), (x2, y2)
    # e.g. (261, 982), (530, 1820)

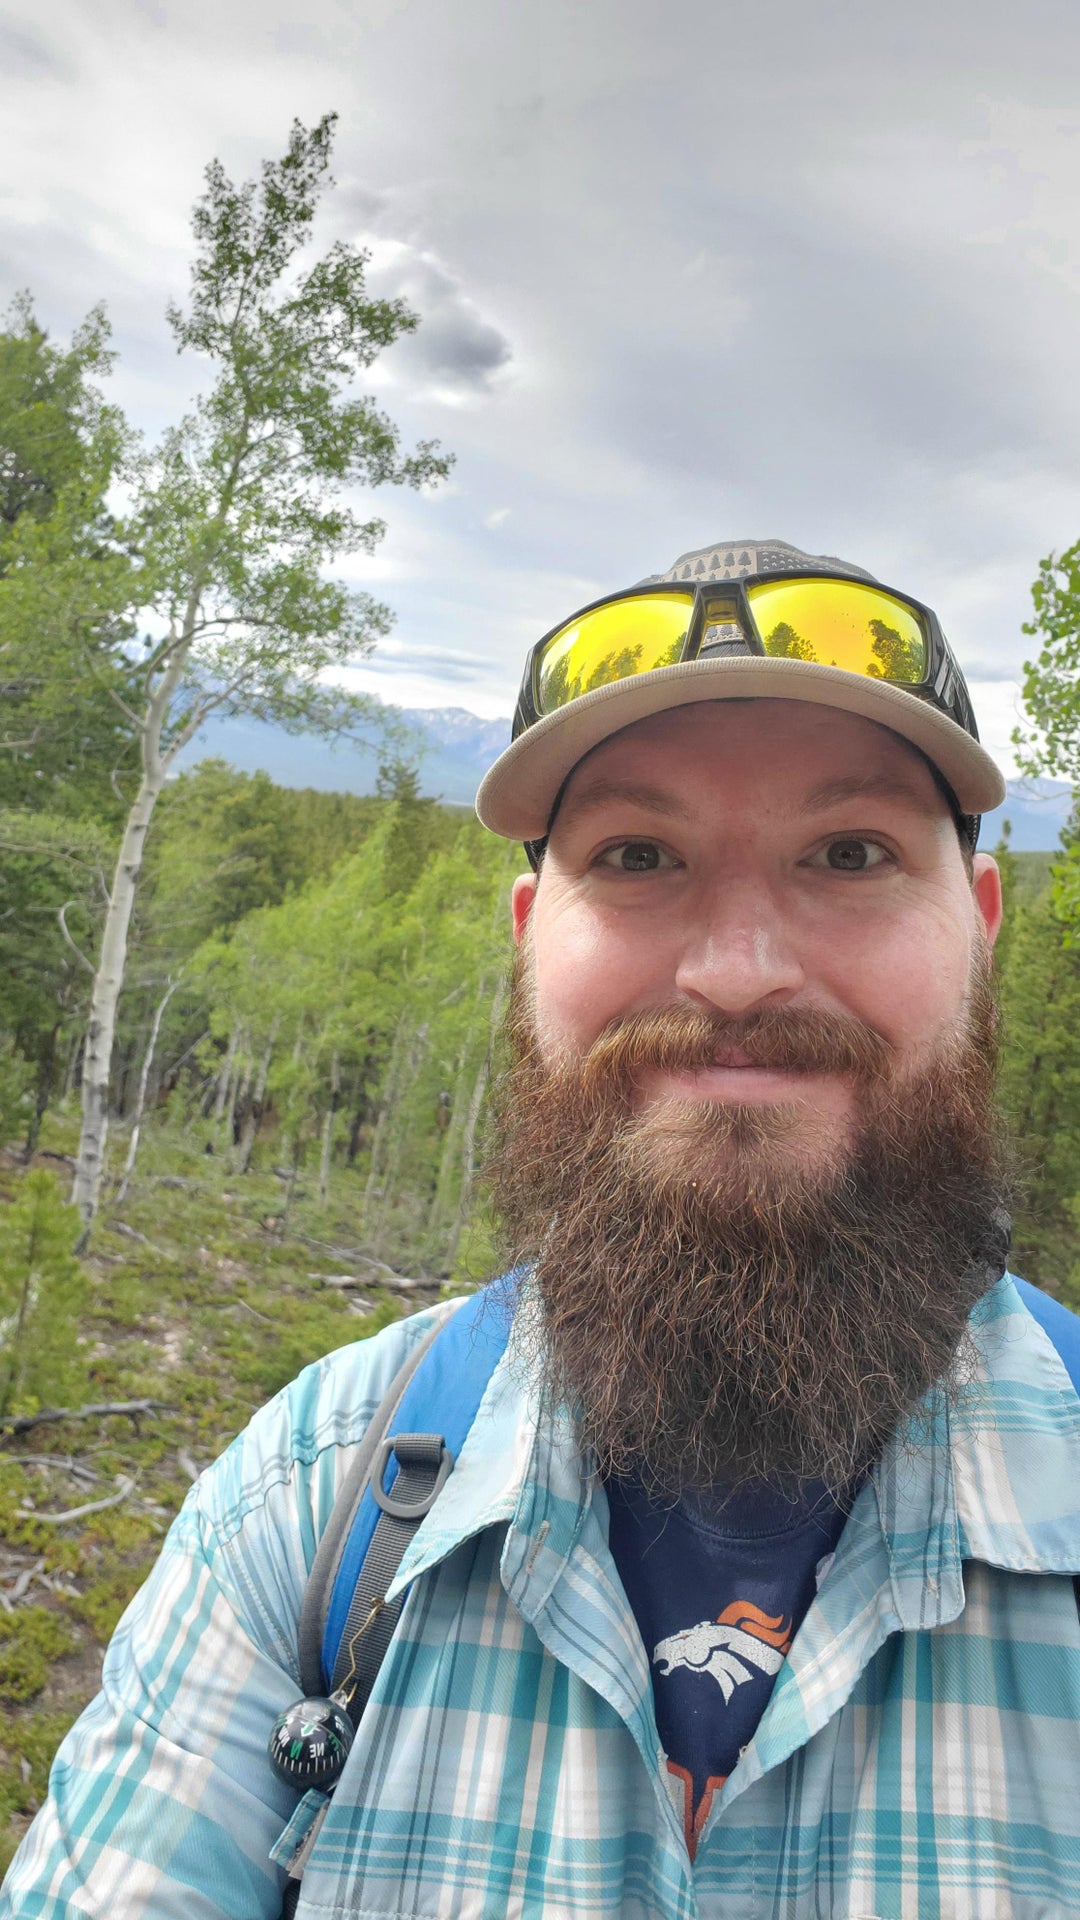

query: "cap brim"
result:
(475, 655), (1006, 840)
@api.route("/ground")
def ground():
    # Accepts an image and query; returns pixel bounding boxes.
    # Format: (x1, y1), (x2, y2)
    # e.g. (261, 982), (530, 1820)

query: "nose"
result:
(673, 881), (806, 1016)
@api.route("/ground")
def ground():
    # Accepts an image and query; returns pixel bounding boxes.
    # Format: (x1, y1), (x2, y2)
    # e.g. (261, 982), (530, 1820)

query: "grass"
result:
(0, 1108), (468, 1878)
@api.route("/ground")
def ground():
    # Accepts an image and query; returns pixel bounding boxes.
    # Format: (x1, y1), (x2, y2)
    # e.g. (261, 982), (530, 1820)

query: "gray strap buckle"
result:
(371, 1431), (454, 1520)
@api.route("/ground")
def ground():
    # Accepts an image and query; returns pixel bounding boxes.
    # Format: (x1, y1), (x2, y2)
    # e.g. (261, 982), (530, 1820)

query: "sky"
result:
(5, 0), (1080, 775)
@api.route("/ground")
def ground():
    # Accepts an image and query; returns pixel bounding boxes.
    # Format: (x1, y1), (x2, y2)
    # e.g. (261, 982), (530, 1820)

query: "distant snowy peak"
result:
(177, 701), (1073, 847)
(401, 707), (511, 766)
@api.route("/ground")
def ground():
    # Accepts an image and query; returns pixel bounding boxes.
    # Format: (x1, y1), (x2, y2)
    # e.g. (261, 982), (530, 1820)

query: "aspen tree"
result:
(71, 115), (450, 1229)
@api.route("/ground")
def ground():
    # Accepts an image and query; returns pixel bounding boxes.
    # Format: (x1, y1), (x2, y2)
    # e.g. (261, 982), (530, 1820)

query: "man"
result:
(5, 538), (1080, 1918)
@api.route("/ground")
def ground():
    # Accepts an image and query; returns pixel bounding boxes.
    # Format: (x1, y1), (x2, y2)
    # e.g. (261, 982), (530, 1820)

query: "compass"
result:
(268, 1694), (355, 1789)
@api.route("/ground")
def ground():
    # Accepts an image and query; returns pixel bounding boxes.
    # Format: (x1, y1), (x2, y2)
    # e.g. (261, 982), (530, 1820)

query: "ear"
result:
(511, 872), (536, 946)
(971, 852), (1004, 948)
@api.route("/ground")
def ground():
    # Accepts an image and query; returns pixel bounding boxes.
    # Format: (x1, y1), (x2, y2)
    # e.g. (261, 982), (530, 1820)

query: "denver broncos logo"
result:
(653, 1601), (792, 1705)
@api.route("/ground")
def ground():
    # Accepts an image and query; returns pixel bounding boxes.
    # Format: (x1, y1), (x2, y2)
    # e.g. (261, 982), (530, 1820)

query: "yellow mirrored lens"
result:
(747, 579), (928, 683)
(535, 593), (694, 712)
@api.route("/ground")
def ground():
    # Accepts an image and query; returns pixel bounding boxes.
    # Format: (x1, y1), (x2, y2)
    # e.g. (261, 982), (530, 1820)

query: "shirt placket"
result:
(502, 1423), (703, 1916)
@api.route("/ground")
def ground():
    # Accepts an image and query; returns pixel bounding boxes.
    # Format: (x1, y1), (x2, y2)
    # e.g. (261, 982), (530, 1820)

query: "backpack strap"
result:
(1013, 1276), (1080, 1398)
(297, 1309), (451, 1698)
(280, 1286), (513, 1915)
(300, 1282), (513, 1700)
(1012, 1277), (1080, 1623)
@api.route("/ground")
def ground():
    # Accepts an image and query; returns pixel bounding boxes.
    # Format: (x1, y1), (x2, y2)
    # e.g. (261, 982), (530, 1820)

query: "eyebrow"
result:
(555, 766), (943, 832)
(556, 778), (693, 825)
(801, 771), (938, 814)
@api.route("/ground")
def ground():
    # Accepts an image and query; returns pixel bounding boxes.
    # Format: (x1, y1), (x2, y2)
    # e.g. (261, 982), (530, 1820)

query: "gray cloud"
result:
(361, 644), (492, 683)
(0, 21), (74, 80)
(964, 660), (1032, 684)
(364, 242), (512, 398)
(5, 0), (1080, 775)
(337, 182), (391, 229)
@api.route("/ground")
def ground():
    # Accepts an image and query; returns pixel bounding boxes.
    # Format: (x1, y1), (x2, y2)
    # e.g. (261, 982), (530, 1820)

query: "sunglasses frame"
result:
(511, 566), (980, 749)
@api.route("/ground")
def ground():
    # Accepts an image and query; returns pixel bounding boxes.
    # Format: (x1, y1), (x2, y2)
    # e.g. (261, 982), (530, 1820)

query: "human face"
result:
(511, 700), (1002, 1165)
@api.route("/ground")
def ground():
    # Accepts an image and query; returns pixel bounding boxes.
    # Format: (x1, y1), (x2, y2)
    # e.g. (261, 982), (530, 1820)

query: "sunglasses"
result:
(512, 569), (980, 747)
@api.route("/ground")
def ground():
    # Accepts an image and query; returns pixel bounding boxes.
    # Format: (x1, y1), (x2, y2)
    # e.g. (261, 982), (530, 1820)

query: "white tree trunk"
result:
(425, 1040), (469, 1238)
(212, 1026), (240, 1124)
(116, 977), (179, 1205)
(318, 1049), (341, 1208)
(71, 761), (169, 1229)
(235, 1018), (278, 1174)
(71, 626), (194, 1234)
(62, 1030), (82, 1101)
(361, 1012), (409, 1221)
(369, 1020), (428, 1260)
(444, 973), (507, 1273)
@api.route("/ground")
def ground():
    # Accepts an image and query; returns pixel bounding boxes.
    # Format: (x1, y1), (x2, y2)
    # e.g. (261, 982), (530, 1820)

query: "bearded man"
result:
(5, 540), (1080, 1920)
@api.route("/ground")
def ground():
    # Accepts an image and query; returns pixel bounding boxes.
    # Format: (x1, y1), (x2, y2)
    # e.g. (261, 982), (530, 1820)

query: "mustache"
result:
(575, 1002), (893, 1098)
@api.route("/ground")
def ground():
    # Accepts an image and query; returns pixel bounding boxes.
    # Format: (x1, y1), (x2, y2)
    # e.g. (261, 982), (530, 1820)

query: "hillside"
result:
(0, 1130), (459, 1876)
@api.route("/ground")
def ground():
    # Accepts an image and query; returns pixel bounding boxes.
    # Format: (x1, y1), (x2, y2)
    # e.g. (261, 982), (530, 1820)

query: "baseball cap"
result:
(475, 538), (1005, 844)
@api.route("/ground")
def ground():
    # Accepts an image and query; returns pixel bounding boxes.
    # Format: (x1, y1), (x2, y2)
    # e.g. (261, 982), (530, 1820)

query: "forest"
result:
(3, 112), (1080, 1872)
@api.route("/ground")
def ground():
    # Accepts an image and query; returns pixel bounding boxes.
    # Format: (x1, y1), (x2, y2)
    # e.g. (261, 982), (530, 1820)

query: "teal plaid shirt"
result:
(4, 1273), (1080, 1918)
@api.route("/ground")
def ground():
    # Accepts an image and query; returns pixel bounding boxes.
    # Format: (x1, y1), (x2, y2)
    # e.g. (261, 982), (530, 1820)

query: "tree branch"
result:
(106, 682), (144, 730)
(57, 901), (96, 974)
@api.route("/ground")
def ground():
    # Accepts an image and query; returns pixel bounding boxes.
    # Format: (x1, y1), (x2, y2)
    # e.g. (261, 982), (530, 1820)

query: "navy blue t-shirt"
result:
(605, 1474), (851, 1856)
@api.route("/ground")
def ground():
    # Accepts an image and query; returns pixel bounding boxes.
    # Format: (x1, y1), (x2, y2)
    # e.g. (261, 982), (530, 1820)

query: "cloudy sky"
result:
(5, 0), (1080, 772)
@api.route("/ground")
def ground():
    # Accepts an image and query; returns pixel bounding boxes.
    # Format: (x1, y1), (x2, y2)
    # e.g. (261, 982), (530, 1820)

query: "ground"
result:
(0, 1119), (460, 1877)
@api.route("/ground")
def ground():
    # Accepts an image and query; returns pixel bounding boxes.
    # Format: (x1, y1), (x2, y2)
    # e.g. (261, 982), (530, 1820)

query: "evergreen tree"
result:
(996, 823), (1080, 1304)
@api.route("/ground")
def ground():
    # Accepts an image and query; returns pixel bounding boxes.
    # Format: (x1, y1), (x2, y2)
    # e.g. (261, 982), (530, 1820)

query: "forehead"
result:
(554, 698), (949, 826)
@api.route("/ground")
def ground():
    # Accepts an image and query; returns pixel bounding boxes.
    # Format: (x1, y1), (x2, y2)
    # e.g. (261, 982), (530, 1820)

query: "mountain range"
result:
(177, 704), (1074, 852)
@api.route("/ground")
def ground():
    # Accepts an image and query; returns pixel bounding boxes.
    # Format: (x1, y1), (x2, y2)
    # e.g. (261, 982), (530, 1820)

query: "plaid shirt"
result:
(4, 1272), (1080, 1919)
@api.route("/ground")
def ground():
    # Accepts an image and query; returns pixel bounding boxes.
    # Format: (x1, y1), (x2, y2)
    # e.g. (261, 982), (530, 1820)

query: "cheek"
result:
(825, 908), (975, 1057)
(528, 903), (677, 1051)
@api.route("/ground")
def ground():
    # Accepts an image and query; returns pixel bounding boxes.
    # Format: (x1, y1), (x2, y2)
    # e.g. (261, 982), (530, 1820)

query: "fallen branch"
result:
(10, 1453), (100, 1484)
(1, 1558), (45, 1604)
(18, 1475), (136, 1525)
(107, 1220), (169, 1257)
(298, 1234), (367, 1260)
(0, 1398), (172, 1437)
(306, 1247), (416, 1280)
(233, 1297), (272, 1324)
(316, 1270), (426, 1293)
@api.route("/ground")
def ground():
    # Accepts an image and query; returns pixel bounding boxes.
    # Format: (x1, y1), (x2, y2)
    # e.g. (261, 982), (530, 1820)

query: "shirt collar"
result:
(949, 1271), (1080, 1574)
(389, 1273), (1080, 1608)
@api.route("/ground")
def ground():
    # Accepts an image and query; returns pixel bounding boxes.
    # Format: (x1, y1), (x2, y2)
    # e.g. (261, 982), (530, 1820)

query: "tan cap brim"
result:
(475, 655), (1006, 840)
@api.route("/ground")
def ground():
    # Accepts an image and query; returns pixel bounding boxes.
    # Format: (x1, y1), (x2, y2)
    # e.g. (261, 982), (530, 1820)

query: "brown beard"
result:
(486, 956), (1011, 1498)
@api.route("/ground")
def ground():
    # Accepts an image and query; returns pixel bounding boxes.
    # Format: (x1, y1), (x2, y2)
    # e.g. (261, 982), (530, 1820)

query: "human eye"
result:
(594, 839), (681, 873)
(805, 835), (893, 874)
